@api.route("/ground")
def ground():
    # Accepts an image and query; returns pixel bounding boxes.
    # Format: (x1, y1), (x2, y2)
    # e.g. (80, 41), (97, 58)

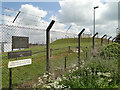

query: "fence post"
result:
(108, 36), (112, 44)
(78, 29), (85, 67)
(112, 37), (116, 43)
(9, 68), (12, 90)
(13, 11), (21, 23)
(50, 49), (52, 57)
(68, 46), (70, 53)
(46, 20), (55, 81)
(92, 32), (98, 49)
(101, 34), (107, 46)
(86, 47), (88, 59)
(65, 56), (66, 70)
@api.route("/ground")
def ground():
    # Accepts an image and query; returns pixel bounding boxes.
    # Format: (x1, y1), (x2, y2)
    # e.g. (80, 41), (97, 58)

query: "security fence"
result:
(1, 23), (115, 88)
(0, 6), (116, 89)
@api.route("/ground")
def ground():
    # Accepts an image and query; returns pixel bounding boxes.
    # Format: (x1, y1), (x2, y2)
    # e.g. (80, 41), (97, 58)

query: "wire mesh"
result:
(0, 5), (107, 88)
(1, 23), (112, 88)
(0, 23), (79, 88)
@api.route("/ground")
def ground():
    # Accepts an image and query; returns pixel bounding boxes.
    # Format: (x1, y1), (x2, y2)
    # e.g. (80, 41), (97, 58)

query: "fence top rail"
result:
(78, 28), (85, 36)
(112, 37), (116, 41)
(93, 32), (98, 37)
(101, 34), (107, 39)
(108, 36), (112, 40)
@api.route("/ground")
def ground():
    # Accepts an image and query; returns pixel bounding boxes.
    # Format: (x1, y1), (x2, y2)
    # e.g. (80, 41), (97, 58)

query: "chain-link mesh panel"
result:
(1, 24), (47, 88)
(1, 24), (111, 88)
(0, 2), (118, 88)
(1, 24), (81, 88)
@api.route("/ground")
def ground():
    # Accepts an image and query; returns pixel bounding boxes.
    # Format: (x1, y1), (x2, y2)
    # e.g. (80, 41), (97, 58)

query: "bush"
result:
(59, 58), (119, 88)
(100, 43), (120, 58)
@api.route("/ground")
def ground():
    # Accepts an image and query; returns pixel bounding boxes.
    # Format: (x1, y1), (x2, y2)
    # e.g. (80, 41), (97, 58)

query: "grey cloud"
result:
(97, 2), (118, 25)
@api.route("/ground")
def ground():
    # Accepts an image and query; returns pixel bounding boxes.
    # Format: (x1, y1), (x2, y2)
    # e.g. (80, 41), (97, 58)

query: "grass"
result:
(1, 38), (109, 88)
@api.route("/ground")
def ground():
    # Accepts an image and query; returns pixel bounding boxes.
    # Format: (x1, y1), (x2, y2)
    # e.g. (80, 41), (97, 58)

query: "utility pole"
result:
(93, 6), (99, 35)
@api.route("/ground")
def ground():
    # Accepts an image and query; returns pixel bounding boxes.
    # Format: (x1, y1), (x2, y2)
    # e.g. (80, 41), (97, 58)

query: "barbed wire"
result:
(0, 14), (78, 35)
(1, 13), (67, 29)
(2, 24), (46, 31)
(0, 6), (78, 35)
(1, 19), (43, 28)
(0, 5), (42, 18)
(1, 24), (78, 36)
(0, 5), (50, 19)
(0, 13), (46, 24)
(0, 6), (68, 24)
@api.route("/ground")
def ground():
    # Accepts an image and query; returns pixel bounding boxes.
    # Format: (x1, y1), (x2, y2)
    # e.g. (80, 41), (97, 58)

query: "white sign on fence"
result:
(8, 58), (32, 68)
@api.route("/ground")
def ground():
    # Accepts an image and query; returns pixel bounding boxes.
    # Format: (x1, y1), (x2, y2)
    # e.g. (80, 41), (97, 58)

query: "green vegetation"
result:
(59, 58), (119, 88)
(36, 43), (119, 88)
(2, 38), (116, 88)
(116, 32), (120, 43)
(58, 43), (119, 88)
(100, 43), (120, 58)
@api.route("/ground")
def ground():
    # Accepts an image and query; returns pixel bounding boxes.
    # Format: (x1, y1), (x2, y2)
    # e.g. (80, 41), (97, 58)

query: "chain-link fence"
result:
(0, 5), (116, 89)
(0, 22), (100, 88)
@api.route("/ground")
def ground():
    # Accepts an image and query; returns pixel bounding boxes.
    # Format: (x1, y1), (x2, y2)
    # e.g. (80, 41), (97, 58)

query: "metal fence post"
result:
(108, 36), (112, 44)
(78, 29), (85, 67)
(46, 20), (55, 81)
(86, 47), (88, 59)
(65, 56), (66, 70)
(9, 68), (12, 90)
(50, 48), (52, 57)
(68, 46), (70, 53)
(101, 34), (107, 46)
(13, 11), (21, 23)
(112, 37), (116, 43)
(92, 32), (98, 49)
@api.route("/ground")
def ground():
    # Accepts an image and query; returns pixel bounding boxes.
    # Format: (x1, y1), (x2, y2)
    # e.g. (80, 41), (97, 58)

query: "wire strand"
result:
(0, 5), (47, 19)
(0, 5), (66, 24)
(1, 24), (78, 35)
(1, 13), (46, 24)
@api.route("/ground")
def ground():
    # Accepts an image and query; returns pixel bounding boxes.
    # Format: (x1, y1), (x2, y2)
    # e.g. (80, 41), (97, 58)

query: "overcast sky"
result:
(0, 0), (119, 44)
